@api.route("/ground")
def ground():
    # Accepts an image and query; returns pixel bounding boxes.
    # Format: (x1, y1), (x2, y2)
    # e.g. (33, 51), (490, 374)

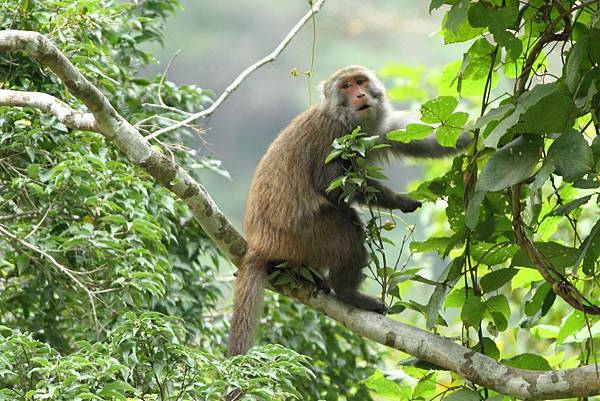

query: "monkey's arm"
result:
(383, 110), (471, 158)
(313, 159), (345, 205)
(314, 159), (421, 212)
(364, 179), (421, 212)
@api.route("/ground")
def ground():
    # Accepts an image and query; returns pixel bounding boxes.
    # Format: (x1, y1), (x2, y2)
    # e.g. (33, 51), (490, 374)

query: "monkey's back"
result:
(244, 105), (364, 269)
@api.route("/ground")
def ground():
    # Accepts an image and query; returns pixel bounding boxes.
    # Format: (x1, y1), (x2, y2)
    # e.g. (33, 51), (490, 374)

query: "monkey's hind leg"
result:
(328, 261), (387, 314)
(266, 261), (331, 294)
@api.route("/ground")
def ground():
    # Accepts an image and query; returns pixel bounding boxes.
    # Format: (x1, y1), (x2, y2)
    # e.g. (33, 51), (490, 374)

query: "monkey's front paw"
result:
(399, 199), (422, 213)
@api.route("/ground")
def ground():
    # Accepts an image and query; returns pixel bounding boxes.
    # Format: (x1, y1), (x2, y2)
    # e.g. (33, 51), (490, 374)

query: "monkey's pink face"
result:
(338, 75), (373, 116)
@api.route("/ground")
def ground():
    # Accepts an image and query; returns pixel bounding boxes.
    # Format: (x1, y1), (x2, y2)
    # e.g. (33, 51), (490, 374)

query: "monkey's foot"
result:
(311, 271), (331, 294)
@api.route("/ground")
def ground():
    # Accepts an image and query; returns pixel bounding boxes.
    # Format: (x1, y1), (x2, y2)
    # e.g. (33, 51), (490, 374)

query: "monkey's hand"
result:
(394, 194), (422, 213)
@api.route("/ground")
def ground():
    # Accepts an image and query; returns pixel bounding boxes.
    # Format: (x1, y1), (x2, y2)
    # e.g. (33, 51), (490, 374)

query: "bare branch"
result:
(1, 29), (599, 400)
(145, 0), (327, 140)
(0, 89), (97, 131)
(157, 49), (181, 107)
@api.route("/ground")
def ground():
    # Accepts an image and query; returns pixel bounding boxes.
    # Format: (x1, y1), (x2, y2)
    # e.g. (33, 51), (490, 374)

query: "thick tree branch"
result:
(0, 89), (97, 131)
(146, 0), (326, 140)
(284, 285), (600, 401)
(1, 29), (599, 400)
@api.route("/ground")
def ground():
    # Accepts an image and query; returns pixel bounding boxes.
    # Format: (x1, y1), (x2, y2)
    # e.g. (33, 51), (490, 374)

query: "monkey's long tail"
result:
(227, 250), (267, 356)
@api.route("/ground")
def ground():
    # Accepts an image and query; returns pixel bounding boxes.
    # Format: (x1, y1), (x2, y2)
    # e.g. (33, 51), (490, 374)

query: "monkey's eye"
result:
(341, 81), (352, 89)
(356, 78), (365, 85)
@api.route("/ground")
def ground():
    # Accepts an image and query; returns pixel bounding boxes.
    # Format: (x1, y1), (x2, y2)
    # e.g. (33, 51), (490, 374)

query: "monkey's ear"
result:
(317, 80), (328, 100)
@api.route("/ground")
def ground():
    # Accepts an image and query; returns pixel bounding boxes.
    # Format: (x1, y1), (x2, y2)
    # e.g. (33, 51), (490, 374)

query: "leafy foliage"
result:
(0, 314), (312, 401)
(340, 1), (600, 399)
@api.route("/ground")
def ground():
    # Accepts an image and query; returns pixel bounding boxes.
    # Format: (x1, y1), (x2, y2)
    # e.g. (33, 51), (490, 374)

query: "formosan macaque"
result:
(228, 65), (470, 356)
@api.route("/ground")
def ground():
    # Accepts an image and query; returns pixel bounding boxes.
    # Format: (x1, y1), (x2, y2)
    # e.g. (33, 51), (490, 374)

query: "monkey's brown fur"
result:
(228, 66), (470, 356)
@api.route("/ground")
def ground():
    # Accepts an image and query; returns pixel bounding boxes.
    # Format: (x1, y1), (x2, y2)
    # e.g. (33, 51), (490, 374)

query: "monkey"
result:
(227, 65), (470, 356)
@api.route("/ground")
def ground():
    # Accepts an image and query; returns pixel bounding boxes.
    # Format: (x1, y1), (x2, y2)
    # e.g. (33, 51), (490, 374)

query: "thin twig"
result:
(23, 202), (51, 239)
(142, 102), (192, 116)
(146, 0), (327, 140)
(157, 49), (181, 107)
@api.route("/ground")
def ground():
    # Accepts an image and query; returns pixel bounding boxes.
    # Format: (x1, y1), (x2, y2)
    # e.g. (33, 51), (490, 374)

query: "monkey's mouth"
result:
(357, 104), (371, 111)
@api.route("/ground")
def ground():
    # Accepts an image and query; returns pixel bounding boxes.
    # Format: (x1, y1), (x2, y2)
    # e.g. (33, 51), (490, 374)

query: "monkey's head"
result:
(319, 65), (389, 131)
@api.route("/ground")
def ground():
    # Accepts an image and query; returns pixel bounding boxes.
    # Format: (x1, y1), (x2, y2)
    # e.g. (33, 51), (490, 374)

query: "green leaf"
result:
(468, 1), (521, 59)
(326, 176), (344, 193)
(502, 353), (552, 371)
(445, 287), (474, 309)
(325, 149), (342, 163)
(465, 190), (485, 229)
(429, 0), (447, 13)
(480, 268), (519, 293)
(442, 11), (485, 44)
(421, 96), (458, 124)
(486, 294), (510, 322)
(445, 0), (470, 33)
(131, 218), (162, 240)
(364, 370), (409, 398)
(566, 39), (587, 92)
(472, 337), (500, 360)
(557, 311), (587, 344)
(476, 136), (542, 192)
(444, 388), (481, 401)
(387, 124), (433, 143)
(516, 88), (576, 134)
(100, 214), (128, 225)
(530, 161), (556, 195)
(484, 84), (558, 148)
(426, 260), (462, 330)
(577, 219), (600, 276)
(413, 374), (437, 399)
(524, 282), (552, 316)
(98, 381), (137, 400)
(461, 295), (485, 328)
(512, 242), (578, 271)
(410, 236), (452, 254)
(549, 195), (592, 216)
(437, 112), (468, 147)
(474, 103), (514, 129)
(547, 129), (594, 180)
(471, 242), (518, 266)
